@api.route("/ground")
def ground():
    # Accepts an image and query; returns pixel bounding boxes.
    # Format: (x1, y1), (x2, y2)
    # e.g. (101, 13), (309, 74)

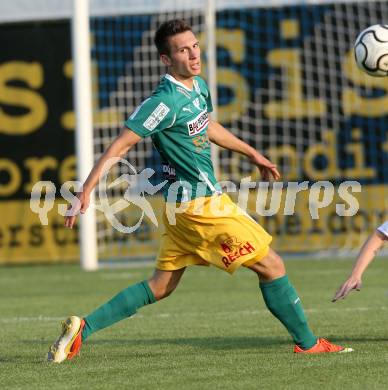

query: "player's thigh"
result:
(148, 268), (186, 300)
(247, 248), (286, 282)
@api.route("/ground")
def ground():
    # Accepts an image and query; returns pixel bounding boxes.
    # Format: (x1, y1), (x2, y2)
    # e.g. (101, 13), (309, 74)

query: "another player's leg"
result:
(47, 268), (185, 363)
(247, 249), (353, 354)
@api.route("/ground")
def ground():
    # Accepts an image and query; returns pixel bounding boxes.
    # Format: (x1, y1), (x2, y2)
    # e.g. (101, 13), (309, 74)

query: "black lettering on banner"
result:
(284, 215), (301, 235)
(307, 217), (323, 234)
(9, 225), (23, 248)
(350, 210), (370, 233)
(328, 212), (347, 234)
(29, 224), (43, 247)
(52, 219), (68, 246)
(72, 224), (79, 244)
(262, 215), (282, 235)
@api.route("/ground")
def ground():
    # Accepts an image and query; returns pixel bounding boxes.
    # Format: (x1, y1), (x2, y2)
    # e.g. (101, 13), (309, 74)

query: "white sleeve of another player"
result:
(377, 221), (388, 238)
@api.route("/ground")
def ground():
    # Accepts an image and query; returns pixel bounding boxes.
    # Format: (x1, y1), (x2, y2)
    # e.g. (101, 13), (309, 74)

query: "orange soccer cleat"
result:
(294, 338), (353, 354)
(47, 316), (86, 363)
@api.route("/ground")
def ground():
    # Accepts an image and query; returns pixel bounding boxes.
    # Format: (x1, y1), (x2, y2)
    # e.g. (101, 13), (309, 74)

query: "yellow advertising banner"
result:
(0, 200), (79, 264)
(0, 197), (165, 265)
(244, 184), (387, 253)
(1, 185), (386, 264)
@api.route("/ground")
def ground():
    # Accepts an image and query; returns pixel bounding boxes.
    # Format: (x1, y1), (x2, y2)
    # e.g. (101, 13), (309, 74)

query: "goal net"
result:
(89, 2), (209, 264)
(84, 0), (388, 266)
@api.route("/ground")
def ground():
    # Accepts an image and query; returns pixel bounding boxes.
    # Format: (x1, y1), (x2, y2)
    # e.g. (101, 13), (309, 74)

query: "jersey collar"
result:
(165, 73), (194, 92)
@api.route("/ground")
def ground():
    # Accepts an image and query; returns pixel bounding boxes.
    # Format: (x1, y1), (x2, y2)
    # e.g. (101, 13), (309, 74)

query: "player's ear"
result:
(160, 53), (172, 66)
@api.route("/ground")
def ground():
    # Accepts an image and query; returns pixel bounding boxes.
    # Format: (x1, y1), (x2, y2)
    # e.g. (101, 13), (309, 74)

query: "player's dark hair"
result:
(154, 19), (192, 55)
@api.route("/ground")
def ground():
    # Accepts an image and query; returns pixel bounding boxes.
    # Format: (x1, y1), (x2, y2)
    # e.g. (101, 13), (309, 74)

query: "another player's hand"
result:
(64, 192), (90, 229)
(332, 276), (362, 302)
(250, 153), (281, 181)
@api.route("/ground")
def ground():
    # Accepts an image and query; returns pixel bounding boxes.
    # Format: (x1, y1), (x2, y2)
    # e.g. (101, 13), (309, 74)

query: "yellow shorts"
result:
(156, 193), (272, 274)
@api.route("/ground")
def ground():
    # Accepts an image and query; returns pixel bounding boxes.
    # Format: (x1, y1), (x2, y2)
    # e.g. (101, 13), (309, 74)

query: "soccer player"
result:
(333, 221), (388, 302)
(48, 19), (352, 363)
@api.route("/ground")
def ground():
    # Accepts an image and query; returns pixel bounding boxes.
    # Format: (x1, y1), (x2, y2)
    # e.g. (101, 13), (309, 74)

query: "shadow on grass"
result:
(21, 336), (288, 350)
(88, 336), (289, 350)
(16, 336), (289, 364)
(22, 334), (387, 349)
(14, 335), (388, 366)
(19, 336), (288, 348)
(89, 335), (388, 350)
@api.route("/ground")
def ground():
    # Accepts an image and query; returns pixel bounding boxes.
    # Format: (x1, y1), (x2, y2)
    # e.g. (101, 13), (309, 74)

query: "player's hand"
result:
(332, 276), (362, 302)
(250, 153), (281, 181)
(64, 192), (90, 229)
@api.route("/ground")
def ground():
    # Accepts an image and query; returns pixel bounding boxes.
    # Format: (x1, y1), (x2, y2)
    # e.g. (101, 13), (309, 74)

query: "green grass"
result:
(1, 258), (388, 389)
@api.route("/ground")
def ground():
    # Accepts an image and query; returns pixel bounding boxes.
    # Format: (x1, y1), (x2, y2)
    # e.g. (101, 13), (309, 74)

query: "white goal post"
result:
(72, 0), (98, 270)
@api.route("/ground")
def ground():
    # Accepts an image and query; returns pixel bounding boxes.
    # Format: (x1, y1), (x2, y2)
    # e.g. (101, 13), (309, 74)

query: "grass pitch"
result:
(1, 258), (388, 389)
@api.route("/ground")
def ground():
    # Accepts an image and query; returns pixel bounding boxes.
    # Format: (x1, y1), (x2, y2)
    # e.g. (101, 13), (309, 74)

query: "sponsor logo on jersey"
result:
(143, 102), (170, 131)
(192, 133), (210, 152)
(187, 110), (209, 136)
(193, 98), (201, 111)
(162, 164), (176, 179)
(182, 106), (193, 113)
(220, 236), (256, 268)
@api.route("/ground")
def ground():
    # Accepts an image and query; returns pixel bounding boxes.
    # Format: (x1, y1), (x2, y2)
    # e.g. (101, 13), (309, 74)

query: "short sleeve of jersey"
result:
(377, 221), (388, 238)
(125, 96), (175, 138)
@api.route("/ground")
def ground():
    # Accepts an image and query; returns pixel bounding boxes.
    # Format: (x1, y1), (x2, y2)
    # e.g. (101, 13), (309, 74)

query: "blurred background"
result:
(0, 0), (387, 268)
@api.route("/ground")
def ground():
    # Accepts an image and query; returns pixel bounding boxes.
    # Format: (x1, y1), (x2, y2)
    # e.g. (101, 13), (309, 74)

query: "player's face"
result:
(161, 30), (201, 85)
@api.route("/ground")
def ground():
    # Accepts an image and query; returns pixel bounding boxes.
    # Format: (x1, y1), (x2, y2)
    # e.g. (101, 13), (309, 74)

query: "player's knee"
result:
(155, 288), (173, 301)
(148, 269), (185, 301)
(248, 249), (286, 280)
(270, 251), (286, 274)
(148, 281), (175, 301)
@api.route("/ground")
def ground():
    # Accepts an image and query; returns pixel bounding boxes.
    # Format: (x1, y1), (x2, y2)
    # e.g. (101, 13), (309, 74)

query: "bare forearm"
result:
(207, 119), (280, 181)
(83, 146), (126, 193)
(350, 231), (385, 278)
(83, 129), (140, 194)
(207, 120), (256, 158)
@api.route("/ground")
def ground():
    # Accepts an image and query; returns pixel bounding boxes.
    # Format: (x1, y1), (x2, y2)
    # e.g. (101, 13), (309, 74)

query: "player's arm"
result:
(65, 129), (141, 228)
(207, 119), (280, 181)
(332, 230), (387, 301)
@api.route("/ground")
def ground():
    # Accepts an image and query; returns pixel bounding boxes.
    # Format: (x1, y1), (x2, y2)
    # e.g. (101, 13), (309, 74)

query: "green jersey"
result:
(125, 74), (221, 202)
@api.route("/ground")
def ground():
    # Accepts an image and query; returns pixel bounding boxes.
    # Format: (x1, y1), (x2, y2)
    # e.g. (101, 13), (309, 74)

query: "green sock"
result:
(82, 280), (156, 341)
(260, 275), (317, 349)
